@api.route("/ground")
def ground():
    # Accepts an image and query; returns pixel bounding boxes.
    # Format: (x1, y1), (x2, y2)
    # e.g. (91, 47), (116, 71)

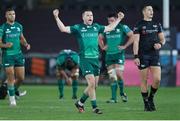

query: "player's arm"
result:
(154, 32), (166, 50)
(60, 70), (72, 85)
(118, 31), (134, 50)
(98, 34), (107, 51)
(0, 39), (13, 48)
(158, 32), (166, 46)
(0, 27), (13, 48)
(53, 9), (71, 34)
(154, 23), (165, 50)
(20, 33), (30, 50)
(133, 34), (140, 66)
(104, 12), (124, 32)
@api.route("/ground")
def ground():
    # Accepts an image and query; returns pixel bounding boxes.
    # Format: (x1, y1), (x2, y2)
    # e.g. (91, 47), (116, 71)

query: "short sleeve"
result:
(95, 23), (105, 33)
(133, 23), (140, 34)
(157, 23), (163, 33)
(19, 24), (23, 34)
(70, 24), (79, 34)
(122, 25), (132, 34)
(0, 26), (4, 39)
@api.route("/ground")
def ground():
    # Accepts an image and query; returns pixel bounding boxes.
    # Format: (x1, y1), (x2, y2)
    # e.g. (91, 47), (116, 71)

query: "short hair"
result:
(107, 12), (117, 18)
(82, 8), (92, 16)
(5, 7), (15, 12)
(141, 3), (152, 12)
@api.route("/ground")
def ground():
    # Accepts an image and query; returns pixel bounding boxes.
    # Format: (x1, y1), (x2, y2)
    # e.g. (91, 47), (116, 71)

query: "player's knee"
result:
(115, 66), (124, 79)
(71, 75), (78, 80)
(87, 78), (96, 89)
(71, 69), (79, 80)
(88, 81), (96, 89)
(154, 77), (161, 85)
(116, 70), (123, 80)
(140, 82), (148, 91)
(108, 69), (117, 81)
(17, 75), (24, 81)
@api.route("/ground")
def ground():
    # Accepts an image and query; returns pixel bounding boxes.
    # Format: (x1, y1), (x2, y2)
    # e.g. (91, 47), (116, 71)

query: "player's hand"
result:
(154, 43), (161, 50)
(53, 9), (59, 18)
(5, 42), (13, 48)
(66, 78), (72, 86)
(25, 43), (31, 50)
(134, 58), (140, 66)
(118, 45), (126, 50)
(117, 12), (124, 20)
(102, 45), (108, 51)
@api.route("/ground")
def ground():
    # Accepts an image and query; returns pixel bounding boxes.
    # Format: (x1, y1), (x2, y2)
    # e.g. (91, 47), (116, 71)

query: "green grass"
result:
(0, 85), (180, 120)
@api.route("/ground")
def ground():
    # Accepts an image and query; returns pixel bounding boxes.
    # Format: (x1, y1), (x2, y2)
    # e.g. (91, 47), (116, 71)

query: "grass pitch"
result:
(0, 85), (180, 120)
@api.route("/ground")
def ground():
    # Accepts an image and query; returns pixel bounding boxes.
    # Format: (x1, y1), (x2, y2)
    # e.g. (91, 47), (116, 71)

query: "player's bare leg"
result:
(106, 64), (118, 103)
(115, 64), (127, 102)
(5, 67), (16, 106)
(148, 66), (161, 111)
(14, 67), (26, 98)
(56, 69), (65, 99)
(75, 74), (102, 114)
(71, 68), (79, 99)
(140, 68), (151, 111)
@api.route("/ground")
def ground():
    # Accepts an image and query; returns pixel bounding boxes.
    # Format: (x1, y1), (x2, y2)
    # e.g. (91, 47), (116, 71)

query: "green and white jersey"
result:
(103, 24), (131, 55)
(70, 23), (105, 58)
(57, 49), (80, 65)
(0, 22), (23, 56)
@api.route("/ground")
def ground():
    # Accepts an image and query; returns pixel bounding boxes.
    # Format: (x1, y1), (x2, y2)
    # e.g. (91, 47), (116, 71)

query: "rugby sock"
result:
(111, 81), (117, 100)
(79, 93), (89, 103)
(149, 86), (158, 100)
(141, 92), (149, 104)
(72, 80), (78, 97)
(58, 80), (65, 97)
(118, 80), (124, 96)
(91, 100), (97, 109)
(8, 84), (15, 96)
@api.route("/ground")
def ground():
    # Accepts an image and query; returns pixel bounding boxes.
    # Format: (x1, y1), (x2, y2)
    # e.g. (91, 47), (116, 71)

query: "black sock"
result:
(149, 86), (158, 100)
(141, 92), (149, 105)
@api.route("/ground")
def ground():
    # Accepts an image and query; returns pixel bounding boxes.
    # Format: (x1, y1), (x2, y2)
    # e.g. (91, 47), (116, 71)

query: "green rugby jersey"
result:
(103, 24), (131, 55)
(0, 22), (23, 55)
(70, 23), (105, 58)
(57, 49), (80, 65)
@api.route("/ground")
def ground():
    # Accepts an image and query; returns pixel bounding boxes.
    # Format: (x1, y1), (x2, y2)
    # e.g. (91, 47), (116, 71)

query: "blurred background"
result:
(0, 0), (179, 87)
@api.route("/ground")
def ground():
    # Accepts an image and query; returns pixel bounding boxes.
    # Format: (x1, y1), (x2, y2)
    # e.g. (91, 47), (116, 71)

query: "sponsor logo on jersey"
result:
(85, 70), (91, 73)
(118, 59), (123, 64)
(140, 64), (145, 68)
(116, 29), (120, 33)
(133, 27), (138, 31)
(5, 29), (11, 33)
(153, 25), (158, 28)
(87, 26), (91, 28)
(17, 27), (21, 32)
(81, 29), (87, 32)
(11, 26), (15, 29)
(142, 26), (146, 29)
(4, 63), (10, 66)
(93, 27), (97, 31)
(105, 32), (110, 34)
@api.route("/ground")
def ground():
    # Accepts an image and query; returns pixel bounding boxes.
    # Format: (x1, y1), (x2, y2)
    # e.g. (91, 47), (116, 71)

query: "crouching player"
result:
(56, 49), (79, 99)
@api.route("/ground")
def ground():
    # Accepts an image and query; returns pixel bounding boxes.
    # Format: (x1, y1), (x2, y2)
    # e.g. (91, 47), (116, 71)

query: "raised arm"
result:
(104, 12), (124, 32)
(53, 9), (71, 34)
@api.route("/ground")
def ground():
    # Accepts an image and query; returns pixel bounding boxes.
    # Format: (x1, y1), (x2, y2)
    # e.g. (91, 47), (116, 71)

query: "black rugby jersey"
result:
(133, 20), (163, 56)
